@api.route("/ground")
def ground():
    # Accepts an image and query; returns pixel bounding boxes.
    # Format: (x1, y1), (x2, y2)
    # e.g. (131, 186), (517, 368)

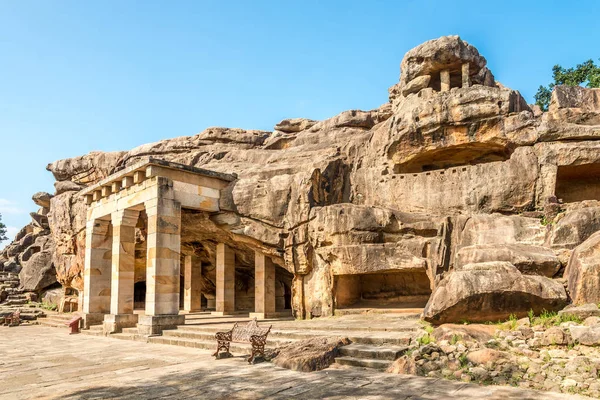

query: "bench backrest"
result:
(231, 318), (271, 342)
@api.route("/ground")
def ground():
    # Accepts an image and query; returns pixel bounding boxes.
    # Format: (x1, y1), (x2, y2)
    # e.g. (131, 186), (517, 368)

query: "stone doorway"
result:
(333, 270), (432, 311)
(555, 163), (600, 203)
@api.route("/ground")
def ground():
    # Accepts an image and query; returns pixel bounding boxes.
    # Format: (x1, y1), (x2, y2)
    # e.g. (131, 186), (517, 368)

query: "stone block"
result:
(137, 314), (185, 335)
(103, 313), (138, 334)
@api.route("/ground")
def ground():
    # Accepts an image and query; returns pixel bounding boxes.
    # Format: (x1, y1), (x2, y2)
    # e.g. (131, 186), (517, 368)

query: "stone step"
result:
(4, 299), (28, 306)
(42, 313), (78, 321)
(110, 332), (149, 342)
(37, 319), (67, 328)
(148, 336), (266, 354)
(81, 329), (104, 337)
(161, 329), (295, 346)
(168, 325), (414, 346)
(334, 356), (391, 371)
(88, 325), (104, 331)
(334, 308), (423, 317)
(7, 294), (28, 300)
(338, 343), (407, 361)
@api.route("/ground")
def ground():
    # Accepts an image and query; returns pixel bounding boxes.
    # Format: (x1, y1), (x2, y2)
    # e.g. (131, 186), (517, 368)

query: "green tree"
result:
(0, 213), (7, 242)
(535, 59), (600, 112)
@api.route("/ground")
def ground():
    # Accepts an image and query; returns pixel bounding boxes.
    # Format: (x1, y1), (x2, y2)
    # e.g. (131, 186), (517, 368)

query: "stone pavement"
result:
(0, 325), (589, 400)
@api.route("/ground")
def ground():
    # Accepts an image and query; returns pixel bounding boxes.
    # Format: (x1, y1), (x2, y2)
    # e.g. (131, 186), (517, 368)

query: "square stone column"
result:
(249, 252), (276, 320)
(462, 63), (470, 88)
(183, 255), (202, 312)
(104, 208), (139, 334)
(139, 179), (185, 335)
(440, 69), (450, 92)
(145, 196), (181, 316)
(212, 243), (235, 316)
(82, 218), (112, 329)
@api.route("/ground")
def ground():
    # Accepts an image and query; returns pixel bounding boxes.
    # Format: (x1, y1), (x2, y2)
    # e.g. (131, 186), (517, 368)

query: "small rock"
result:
(559, 303), (600, 320)
(548, 349), (568, 358)
(561, 378), (578, 389)
(584, 316), (600, 326)
(541, 327), (568, 346)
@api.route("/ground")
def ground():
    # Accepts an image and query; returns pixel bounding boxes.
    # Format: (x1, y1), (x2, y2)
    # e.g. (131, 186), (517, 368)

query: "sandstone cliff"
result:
(3, 35), (600, 323)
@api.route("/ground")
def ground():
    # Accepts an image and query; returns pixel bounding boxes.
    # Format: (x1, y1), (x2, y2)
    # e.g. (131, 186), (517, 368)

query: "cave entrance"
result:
(134, 281), (146, 310)
(393, 143), (511, 174)
(555, 163), (600, 203)
(333, 270), (432, 311)
(276, 266), (293, 312)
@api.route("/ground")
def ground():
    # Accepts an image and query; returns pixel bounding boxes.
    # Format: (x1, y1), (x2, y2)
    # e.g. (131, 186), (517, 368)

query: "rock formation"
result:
(4, 35), (600, 323)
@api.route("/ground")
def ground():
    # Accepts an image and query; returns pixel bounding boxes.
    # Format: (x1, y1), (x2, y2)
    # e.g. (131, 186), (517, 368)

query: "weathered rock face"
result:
(455, 244), (560, 277)
(7, 35), (600, 322)
(565, 231), (600, 305)
(422, 262), (568, 324)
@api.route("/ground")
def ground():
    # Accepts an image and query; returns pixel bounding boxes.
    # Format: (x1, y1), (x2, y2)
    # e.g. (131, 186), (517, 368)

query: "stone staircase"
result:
(0, 270), (47, 322)
(37, 312), (76, 328)
(334, 343), (408, 371)
(76, 312), (419, 371)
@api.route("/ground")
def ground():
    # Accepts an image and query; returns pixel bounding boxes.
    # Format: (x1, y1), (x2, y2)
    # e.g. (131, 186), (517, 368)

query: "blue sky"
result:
(1, 0), (599, 247)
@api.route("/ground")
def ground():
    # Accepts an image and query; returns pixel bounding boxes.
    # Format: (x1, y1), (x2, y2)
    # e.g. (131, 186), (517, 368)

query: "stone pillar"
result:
(250, 252), (276, 320)
(462, 63), (470, 88)
(138, 177), (185, 335)
(183, 255), (202, 312)
(440, 69), (450, 92)
(82, 218), (111, 329)
(212, 243), (235, 316)
(103, 209), (139, 334)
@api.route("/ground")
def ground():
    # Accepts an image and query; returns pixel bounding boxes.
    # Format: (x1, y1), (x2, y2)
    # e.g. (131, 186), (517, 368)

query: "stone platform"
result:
(0, 325), (589, 399)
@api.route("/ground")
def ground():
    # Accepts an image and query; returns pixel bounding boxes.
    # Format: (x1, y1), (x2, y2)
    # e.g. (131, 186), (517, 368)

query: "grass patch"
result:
(417, 333), (432, 346)
(529, 309), (583, 327)
(38, 301), (57, 311)
(450, 334), (460, 345)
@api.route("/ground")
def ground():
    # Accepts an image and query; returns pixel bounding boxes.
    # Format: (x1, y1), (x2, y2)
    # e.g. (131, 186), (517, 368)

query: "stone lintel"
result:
(103, 313), (138, 334)
(137, 314), (185, 335)
(80, 157), (235, 199)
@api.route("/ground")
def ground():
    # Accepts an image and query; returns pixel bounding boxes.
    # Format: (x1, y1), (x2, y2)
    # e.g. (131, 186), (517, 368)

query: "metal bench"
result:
(213, 318), (272, 364)
(4, 310), (20, 327)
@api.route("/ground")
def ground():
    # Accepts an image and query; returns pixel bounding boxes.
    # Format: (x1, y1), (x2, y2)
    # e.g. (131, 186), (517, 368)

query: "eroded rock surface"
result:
(5, 35), (600, 323)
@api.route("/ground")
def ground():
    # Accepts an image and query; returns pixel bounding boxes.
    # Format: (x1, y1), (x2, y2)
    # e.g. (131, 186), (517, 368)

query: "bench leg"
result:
(249, 337), (266, 364)
(212, 340), (231, 358)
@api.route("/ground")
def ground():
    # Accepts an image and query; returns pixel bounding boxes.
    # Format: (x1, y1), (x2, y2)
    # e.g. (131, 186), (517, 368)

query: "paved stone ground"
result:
(0, 325), (589, 400)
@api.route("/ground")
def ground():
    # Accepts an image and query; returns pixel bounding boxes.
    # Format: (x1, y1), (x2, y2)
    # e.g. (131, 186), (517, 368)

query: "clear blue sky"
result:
(1, 0), (599, 247)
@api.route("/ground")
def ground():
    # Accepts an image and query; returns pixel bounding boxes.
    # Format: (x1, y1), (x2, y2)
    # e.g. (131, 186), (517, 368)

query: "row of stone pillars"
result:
(180, 247), (279, 318)
(440, 62), (471, 92)
(83, 192), (183, 335)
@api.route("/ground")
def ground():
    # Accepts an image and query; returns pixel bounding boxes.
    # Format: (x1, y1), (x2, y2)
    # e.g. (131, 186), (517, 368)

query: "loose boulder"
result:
(455, 243), (561, 277)
(423, 262), (568, 324)
(19, 250), (57, 292)
(558, 303), (600, 320)
(32, 192), (53, 209)
(565, 231), (600, 305)
(269, 337), (350, 372)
